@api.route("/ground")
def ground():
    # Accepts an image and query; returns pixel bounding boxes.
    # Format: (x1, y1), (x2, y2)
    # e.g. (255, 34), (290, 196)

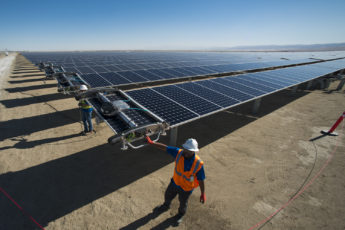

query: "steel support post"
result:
(306, 81), (313, 90)
(252, 98), (261, 114)
(324, 78), (331, 89)
(169, 127), (178, 146)
(336, 78), (345, 91)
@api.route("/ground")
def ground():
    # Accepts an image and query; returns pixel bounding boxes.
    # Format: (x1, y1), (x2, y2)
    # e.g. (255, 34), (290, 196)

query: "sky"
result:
(1, 0), (345, 51)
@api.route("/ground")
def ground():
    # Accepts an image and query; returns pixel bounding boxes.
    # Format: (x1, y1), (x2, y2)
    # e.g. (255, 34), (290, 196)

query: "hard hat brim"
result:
(182, 144), (199, 152)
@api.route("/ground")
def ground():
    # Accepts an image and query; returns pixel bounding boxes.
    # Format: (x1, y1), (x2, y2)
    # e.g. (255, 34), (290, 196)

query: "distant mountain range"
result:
(214, 43), (345, 52)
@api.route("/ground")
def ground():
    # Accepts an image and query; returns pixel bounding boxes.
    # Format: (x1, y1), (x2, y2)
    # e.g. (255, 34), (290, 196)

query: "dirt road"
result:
(0, 55), (344, 230)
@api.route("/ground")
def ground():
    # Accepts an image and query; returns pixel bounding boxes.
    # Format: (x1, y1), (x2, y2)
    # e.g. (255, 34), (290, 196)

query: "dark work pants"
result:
(81, 109), (93, 132)
(164, 180), (192, 215)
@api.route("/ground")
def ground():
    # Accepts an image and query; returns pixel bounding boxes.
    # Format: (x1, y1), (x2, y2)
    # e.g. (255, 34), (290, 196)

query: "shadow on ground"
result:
(8, 78), (48, 84)
(10, 73), (46, 78)
(0, 144), (172, 229)
(0, 133), (82, 151)
(12, 70), (42, 74)
(4, 83), (57, 93)
(0, 108), (79, 142)
(0, 93), (69, 108)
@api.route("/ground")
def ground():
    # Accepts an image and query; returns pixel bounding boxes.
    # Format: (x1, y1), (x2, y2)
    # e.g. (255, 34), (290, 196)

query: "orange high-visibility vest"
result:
(173, 149), (204, 191)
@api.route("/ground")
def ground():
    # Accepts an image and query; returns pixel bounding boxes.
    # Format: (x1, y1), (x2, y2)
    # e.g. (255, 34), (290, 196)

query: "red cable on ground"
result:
(247, 123), (344, 230)
(0, 187), (45, 230)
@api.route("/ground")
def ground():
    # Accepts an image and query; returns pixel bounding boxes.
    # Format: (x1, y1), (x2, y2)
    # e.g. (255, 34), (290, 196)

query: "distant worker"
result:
(78, 85), (94, 135)
(146, 136), (206, 224)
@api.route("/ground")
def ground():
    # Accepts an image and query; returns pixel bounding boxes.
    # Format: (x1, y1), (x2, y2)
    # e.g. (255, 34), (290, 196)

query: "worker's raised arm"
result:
(146, 136), (167, 151)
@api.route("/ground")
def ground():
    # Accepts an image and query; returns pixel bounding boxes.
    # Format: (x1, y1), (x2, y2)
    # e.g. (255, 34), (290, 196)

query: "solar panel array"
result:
(22, 51), (345, 133)
(23, 51), (344, 89)
(124, 61), (345, 128)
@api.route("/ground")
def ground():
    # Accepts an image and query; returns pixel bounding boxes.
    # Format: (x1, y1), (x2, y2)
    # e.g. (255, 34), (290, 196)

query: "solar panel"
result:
(76, 66), (96, 74)
(80, 73), (111, 88)
(132, 70), (163, 81)
(152, 85), (221, 115)
(236, 74), (285, 89)
(126, 88), (198, 126)
(176, 82), (239, 107)
(213, 77), (266, 96)
(99, 72), (131, 85)
(117, 71), (149, 83)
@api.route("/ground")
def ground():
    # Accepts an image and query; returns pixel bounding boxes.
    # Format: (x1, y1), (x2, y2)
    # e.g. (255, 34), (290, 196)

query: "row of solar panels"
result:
(62, 58), (314, 74)
(22, 51), (313, 64)
(22, 51), (345, 66)
(71, 58), (345, 89)
(87, 60), (344, 134)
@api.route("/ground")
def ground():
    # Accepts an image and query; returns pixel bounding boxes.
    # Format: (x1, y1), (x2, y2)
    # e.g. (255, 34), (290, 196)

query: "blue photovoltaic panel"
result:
(114, 64), (131, 71)
(214, 77), (266, 96)
(227, 76), (276, 93)
(132, 70), (164, 81)
(248, 73), (292, 87)
(184, 66), (210, 75)
(80, 73), (111, 88)
(126, 88), (198, 126)
(175, 82), (239, 108)
(164, 62), (183, 68)
(76, 66), (96, 74)
(117, 71), (149, 82)
(152, 85), (221, 115)
(148, 69), (177, 79)
(63, 67), (81, 74)
(145, 63), (165, 69)
(91, 66), (109, 73)
(239, 74), (286, 88)
(199, 66), (219, 74)
(61, 63), (75, 68)
(103, 65), (123, 72)
(195, 80), (254, 102)
(175, 67), (198, 76)
(162, 68), (187, 77)
(259, 71), (299, 85)
(99, 72), (131, 85)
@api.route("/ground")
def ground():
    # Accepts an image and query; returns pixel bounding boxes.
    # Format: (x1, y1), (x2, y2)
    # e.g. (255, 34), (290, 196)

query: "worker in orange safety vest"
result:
(146, 136), (206, 224)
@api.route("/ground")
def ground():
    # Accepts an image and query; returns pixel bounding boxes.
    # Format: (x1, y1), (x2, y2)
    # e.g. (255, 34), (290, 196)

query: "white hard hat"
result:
(182, 138), (199, 152)
(79, 85), (88, 91)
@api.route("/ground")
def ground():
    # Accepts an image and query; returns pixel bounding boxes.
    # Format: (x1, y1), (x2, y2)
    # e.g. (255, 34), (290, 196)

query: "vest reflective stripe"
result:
(192, 160), (201, 175)
(173, 149), (203, 191)
(80, 99), (92, 109)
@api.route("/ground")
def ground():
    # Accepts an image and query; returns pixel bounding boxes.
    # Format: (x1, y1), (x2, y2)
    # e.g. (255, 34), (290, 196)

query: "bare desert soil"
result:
(0, 54), (345, 230)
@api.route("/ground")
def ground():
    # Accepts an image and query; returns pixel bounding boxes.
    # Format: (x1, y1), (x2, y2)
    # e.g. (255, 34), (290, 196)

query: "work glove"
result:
(200, 193), (206, 204)
(146, 136), (154, 144)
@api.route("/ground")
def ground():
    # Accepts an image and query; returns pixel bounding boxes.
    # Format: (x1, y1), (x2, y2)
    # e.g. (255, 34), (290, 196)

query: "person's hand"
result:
(200, 193), (206, 204)
(146, 136), (154, 144)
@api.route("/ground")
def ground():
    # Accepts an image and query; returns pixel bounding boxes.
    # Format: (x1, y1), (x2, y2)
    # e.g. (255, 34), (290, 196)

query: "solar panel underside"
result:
(125, 64), (344, 127)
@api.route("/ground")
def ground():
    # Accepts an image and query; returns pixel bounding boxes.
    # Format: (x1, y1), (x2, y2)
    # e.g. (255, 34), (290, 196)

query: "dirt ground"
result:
(0, 54), (345, 230)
